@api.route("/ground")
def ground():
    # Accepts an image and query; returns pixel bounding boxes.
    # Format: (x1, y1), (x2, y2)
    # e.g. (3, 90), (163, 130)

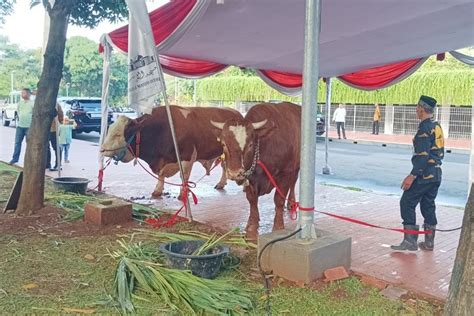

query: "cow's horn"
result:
(211, 120), (225, 130)
(252, 119), (267, 130)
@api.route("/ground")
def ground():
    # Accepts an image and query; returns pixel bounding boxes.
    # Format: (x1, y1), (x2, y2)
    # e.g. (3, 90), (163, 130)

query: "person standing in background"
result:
(372, 103), (381, 135)
(58, 117), (76, 164)
(332, 103), (347, 139)
(46, 102), (64, 171)
(9, 88), (34, 165)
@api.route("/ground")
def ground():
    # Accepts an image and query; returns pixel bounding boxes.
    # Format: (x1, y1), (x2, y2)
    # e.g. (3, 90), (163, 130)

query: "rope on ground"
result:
(256, 159), (463, 234)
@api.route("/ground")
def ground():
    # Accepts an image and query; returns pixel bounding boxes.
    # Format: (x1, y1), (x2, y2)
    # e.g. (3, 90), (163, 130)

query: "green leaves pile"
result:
(45, 192), (162, 222)
(109, 239), (253, 315)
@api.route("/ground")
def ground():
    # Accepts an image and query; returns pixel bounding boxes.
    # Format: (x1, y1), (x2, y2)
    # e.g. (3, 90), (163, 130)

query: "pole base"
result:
(322, 166), (332, 175)
(258, 229), (351, 283)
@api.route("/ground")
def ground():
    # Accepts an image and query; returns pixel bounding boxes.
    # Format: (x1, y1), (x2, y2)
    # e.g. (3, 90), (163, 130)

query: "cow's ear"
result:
(210, 120), (225, 140)
(125, 118), (141, 136)
(211, 120), (225, 130)
(254, 120), (275, 139)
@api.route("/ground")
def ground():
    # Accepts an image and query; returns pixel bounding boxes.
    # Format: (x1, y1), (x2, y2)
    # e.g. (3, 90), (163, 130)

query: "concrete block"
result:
(84, 199), (132, 226)
(258, 229), (351, 283)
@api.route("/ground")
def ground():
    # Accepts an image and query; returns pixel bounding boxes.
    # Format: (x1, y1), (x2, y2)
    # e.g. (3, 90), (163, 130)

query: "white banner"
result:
(126, 0), (163, 114)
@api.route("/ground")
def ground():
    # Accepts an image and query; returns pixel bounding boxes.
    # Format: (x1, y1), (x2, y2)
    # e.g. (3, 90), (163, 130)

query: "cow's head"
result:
(211, 118), (272, 185)
(100, 115), (138, 163)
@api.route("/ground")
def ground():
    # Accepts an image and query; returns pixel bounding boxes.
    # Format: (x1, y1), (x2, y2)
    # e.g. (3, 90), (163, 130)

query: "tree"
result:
(0, 38), (42, 97)
(63, 36), (103, 96)
(444, 186), (473, 315)
(2, 0), (127, 215)
(0, 1), (14, 24)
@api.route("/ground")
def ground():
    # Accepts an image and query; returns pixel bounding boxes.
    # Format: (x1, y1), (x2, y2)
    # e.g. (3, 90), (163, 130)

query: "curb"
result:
(324, 137), (470, 154)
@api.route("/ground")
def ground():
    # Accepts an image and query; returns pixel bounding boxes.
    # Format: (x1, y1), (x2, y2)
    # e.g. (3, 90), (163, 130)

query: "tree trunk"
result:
(16, 2), (72, 215)
(444, 186), (473, 315)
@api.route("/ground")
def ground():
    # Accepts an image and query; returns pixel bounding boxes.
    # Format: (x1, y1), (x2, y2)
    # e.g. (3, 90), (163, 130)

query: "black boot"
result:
(391, 225), (419, 251)
(419, 224), (436, 251)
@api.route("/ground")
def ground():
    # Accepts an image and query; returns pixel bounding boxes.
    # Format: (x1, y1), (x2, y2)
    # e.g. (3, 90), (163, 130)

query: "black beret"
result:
(418, 95), (437, 108)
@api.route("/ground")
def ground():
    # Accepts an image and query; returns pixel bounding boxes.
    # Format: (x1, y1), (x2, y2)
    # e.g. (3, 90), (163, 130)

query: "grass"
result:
(265, 278), (427, 315)
(0, 231), (441, 315)
(322, 183), (364, 192)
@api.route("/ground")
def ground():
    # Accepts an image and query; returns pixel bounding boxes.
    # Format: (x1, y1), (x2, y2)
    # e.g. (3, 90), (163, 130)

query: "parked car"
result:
(316, 113), (325, 136)
(111, 106), (138, 121)
(57, 97), (113, 136)
(1, 91), (21, 127)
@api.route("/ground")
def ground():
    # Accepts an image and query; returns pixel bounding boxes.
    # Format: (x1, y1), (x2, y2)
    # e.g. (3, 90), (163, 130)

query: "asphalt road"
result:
(76, 131), (469, 207)
(315, 138), (469, 207)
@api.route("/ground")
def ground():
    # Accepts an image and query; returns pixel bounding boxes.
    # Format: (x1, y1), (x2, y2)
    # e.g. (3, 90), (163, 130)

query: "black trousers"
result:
(372, 120), (380, 134)
(46, 131), (59, 168)
(336, 122), (346, 138)
(400, 180), (440, 226)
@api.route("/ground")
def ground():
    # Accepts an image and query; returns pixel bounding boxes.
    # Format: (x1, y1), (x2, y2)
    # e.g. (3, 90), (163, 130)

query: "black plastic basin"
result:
(159, 240), (229, 279)
(52, 177), (90, 195)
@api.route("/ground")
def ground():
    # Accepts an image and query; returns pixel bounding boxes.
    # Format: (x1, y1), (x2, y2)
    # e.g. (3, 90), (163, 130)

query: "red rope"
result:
(256, 160), (431, 234)
(90, 158), (112, 192)
(256, 160), (313, 220)
(125, 136), (200, 227)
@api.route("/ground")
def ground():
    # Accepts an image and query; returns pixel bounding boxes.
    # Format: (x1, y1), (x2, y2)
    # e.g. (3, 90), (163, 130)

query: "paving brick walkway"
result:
(0, 126), (465, 300)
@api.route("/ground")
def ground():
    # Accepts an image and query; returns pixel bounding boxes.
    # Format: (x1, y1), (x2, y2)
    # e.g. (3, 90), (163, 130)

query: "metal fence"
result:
(320, 104), (471, 140)
(200, 101), (472, 139)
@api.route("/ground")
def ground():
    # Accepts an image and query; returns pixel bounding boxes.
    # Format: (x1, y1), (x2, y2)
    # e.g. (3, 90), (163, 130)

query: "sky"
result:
(1, 0), (168, 50)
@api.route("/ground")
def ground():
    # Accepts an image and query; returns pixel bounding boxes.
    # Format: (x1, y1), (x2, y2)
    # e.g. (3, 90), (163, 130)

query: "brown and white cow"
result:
(100, 106), (243, 198)
(211, 102), (301, 239)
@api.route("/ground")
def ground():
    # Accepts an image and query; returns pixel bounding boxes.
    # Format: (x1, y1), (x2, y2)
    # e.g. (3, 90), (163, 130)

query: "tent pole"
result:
(469, 88), (474, 192)
(153, 51), (193, 220)
(298, 0), (321, 239)
(323, 78), (332, 175)
(98, 39), (112, 192)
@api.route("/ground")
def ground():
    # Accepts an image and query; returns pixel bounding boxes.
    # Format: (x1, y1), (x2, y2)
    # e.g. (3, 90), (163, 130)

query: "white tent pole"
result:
(55, 117), (61, 177)
(322, 78), (332, 175)
(152, 50), (193, 220)
(98, 39), (112, 191)
(469, 89), (474, 192)
(298, 0), (321, 239)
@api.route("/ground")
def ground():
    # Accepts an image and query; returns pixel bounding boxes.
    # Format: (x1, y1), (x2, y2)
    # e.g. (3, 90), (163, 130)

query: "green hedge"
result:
(196, 71), (473, 105)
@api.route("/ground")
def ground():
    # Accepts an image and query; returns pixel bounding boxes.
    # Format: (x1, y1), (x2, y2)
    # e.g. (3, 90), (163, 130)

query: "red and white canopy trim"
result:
(100, 0), (474, 95)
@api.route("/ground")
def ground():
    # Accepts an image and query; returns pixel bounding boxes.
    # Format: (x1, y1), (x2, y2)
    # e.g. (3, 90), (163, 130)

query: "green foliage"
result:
(196, 70), (473, 105)
(0, 0), (14, 24)
(69, 0), (127, 29)
(60, 36), (128, 103)
(63, 36), (103, 97)
(0, 38), (41, 98)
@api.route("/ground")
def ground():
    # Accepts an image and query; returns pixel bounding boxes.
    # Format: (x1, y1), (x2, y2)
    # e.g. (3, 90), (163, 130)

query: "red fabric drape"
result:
(259, 70), (303, 88)
(339, 59), (423, 90)
(259, 59), (424, 91)
(99, 0), (197, 53)
(160, 55), (227, 77)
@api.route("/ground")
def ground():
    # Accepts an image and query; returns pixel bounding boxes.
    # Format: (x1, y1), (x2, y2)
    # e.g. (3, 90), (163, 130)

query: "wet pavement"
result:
(0, 125), (465, 300)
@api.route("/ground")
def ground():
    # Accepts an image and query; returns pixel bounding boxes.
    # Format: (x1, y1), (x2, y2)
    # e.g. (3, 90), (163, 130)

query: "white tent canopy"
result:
(103, 0), (474, 78)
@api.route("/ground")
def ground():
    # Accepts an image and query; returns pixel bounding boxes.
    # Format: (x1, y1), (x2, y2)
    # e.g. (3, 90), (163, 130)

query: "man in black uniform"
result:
(391, 95), (444, 251)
